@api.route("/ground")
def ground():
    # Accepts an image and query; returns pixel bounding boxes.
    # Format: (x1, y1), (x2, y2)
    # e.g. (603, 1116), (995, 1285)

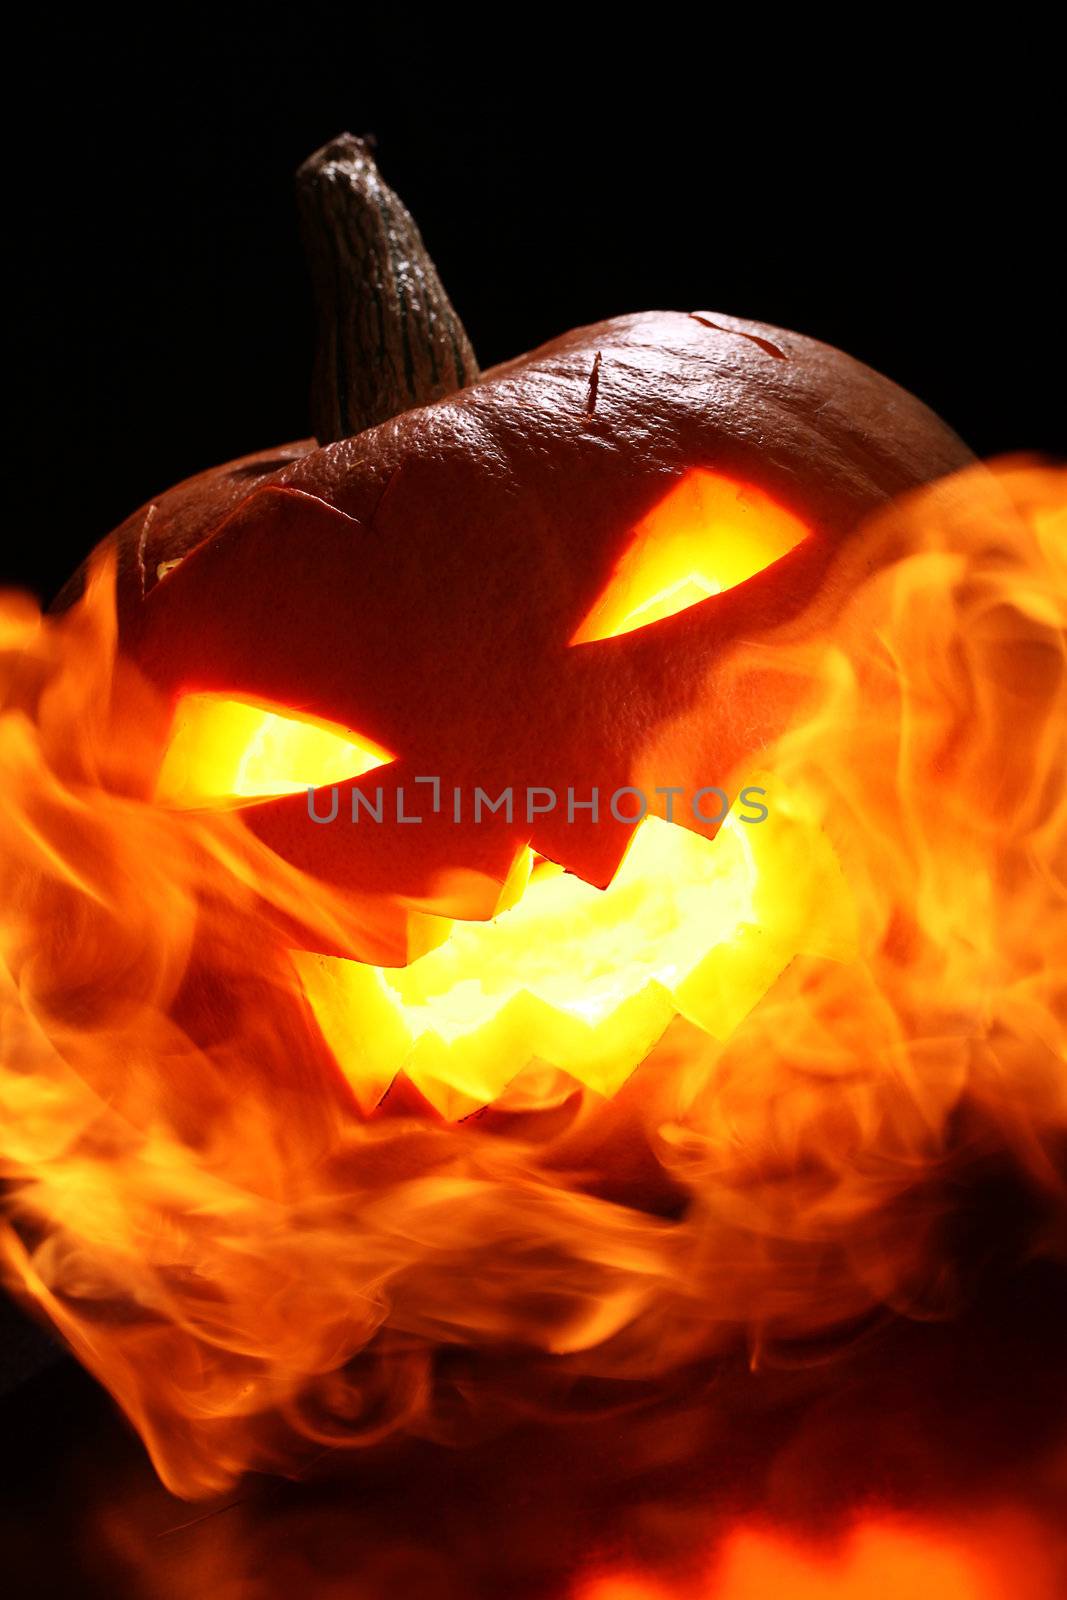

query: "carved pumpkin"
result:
(21, 136), (1067, 1513)
(65, 135), (974, 1120)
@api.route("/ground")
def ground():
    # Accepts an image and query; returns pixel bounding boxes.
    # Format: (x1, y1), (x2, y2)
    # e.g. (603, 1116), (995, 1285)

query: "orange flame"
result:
(0, 459), (1065, 1503)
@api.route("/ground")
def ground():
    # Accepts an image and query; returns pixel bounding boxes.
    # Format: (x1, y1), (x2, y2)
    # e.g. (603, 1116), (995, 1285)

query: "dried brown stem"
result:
(296, 134), (479, 443)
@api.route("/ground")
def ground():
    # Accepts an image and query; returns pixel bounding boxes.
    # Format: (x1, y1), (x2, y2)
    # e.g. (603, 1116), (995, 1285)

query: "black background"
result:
(6, 16), (1063, 603)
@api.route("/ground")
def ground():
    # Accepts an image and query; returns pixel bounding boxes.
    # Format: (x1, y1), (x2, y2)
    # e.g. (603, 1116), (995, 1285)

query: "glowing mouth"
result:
(295, 809), (858, 1118)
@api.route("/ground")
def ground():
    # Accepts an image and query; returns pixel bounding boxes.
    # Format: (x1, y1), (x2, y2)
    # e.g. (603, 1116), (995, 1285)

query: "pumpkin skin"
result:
(76, 308), (972, 959)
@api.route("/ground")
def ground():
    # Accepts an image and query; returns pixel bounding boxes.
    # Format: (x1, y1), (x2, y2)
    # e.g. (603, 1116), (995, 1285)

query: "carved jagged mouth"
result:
(294, 809), (857, 1120)
(151, 684), (855, 1121)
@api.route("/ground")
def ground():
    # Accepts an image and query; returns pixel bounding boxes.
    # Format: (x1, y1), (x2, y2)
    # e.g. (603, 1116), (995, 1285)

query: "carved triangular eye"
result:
(570, 469), (810, 645)
(156, 694), (395, 808)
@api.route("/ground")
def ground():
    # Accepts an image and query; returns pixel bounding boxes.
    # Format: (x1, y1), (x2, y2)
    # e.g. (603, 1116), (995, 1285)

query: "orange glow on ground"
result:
(575, 1517), (1033, 1600)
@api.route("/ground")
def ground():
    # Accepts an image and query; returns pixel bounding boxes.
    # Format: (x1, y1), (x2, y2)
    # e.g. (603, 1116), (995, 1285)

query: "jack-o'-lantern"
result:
(62, 134), (972, 1121)
(15, 137), (1064, 1512)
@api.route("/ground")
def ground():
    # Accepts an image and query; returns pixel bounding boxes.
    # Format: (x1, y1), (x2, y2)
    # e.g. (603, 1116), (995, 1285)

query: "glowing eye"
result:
(155, 694), (395, 808)
(570, 469), (810, 645)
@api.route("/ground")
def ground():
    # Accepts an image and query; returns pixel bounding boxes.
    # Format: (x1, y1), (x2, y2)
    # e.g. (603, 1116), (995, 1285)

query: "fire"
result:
(0, 458), (1065, 1512)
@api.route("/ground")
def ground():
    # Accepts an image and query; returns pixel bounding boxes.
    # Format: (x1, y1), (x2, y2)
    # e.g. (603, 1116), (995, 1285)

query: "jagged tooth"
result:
(367, 1070), (445, 1122)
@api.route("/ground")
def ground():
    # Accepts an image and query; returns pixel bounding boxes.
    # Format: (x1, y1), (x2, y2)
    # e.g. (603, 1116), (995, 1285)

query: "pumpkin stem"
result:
(296, 134), (479, 444)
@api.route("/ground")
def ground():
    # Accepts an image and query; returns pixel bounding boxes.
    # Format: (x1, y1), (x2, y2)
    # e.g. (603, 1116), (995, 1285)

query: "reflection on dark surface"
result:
(2, 1253), (1065, 1599)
